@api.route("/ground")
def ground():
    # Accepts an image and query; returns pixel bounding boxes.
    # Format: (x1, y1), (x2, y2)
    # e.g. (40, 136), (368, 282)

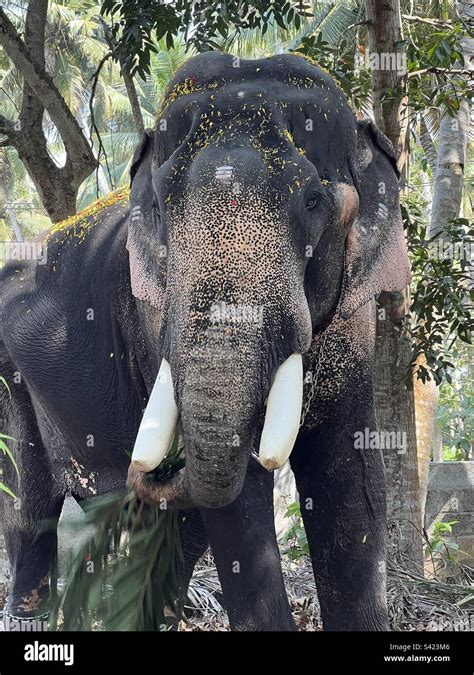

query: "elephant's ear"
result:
(127, 129), (165, 309)
(340, 119), (411, 319)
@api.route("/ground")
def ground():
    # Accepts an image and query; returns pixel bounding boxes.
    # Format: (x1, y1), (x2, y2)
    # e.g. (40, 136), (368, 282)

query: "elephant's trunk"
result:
(177, 345), (260, 508)
(129, 343), (304, 509)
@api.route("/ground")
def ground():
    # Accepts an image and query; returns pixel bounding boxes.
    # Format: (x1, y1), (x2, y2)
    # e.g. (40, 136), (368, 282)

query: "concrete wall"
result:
(425, 461), (474, 564)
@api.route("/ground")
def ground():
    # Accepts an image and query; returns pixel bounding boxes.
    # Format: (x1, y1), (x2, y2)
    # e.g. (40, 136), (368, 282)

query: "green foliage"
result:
(281, 502), (309, 560)
(51, 442), (185, 631)
(442, 445), (467, 461)
(50, 490), (184, 631)
(0, 376), (18, 499)
(295, 6), (473, 117)
(402, 194), (473, 386)
(292, 33), (372, 112)
(425, 520), (459, 561)
(101, 0), (312, 77)
(300, 0), (361, 48)
(437, 342), (473, 460)
(407, 23), (473, 115)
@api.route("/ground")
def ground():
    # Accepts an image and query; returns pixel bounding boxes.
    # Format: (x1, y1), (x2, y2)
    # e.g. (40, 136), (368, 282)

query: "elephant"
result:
(0, 51), (410, 631)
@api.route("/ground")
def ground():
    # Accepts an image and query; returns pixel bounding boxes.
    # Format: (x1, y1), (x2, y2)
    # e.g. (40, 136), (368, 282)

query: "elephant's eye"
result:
(305, 193), (320, 210)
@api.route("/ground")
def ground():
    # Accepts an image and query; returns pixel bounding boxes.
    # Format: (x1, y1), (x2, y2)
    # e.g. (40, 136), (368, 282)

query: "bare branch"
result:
(408, 67), (472, 78)
(0, 7), (97, 182)
(0, 3), (99, 221)
(89, 51), (116, 191)
(20, 0), (47, 124)
(24, 0), (47, 64)
(402, 14), (452, 27)
(100, 18), (145, 137)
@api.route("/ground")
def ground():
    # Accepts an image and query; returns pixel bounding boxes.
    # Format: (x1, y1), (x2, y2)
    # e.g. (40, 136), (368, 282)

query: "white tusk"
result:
(258, 353), (303, 471)
(131, 358), (179, 472)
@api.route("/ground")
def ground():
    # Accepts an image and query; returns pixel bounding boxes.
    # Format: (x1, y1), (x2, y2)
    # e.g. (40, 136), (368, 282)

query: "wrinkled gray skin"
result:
(0, 52), (410, 630)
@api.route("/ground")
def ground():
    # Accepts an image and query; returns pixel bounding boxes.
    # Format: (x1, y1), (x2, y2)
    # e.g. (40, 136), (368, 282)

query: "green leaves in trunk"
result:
(50, 447), (185, 631)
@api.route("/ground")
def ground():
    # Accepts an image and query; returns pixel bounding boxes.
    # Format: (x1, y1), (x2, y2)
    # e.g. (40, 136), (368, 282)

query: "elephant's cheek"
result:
(127, 234), (165, 310)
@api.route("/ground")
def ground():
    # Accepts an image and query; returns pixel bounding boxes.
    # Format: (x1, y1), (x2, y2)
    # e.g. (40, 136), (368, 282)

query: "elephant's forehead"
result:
(157, 78), (355, 184)
(163, 77), (339, 113)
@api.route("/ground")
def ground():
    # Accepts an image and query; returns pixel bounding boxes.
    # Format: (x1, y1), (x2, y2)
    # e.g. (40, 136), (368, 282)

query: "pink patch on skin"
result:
(346, 225), (361, 253)
(337, 183), (359, 228)
(69, 458), (98, 495)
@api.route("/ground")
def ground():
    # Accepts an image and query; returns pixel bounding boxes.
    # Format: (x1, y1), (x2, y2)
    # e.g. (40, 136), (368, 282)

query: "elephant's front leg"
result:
(291, 394), (389, 631)
(200, 459), (296, 631)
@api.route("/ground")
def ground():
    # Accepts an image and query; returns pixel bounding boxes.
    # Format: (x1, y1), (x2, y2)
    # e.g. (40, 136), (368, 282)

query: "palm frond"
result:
(0, 376), (11, 397)
(0, 435), (19, 479)
(422, 107), (442, 144)
(317, 1), (362, 46)
(288, 0), (362, 51)
(286, 1), (336, 50)
(50, 442), (186, 631)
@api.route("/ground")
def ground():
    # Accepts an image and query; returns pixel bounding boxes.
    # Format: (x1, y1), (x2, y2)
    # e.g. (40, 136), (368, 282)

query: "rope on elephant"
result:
(300, 330), (328, 427)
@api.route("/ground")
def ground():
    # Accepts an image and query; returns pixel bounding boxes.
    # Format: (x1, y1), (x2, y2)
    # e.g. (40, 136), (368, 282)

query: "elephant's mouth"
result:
(127, 463), (192, 510)
(127, 354), (303, 509)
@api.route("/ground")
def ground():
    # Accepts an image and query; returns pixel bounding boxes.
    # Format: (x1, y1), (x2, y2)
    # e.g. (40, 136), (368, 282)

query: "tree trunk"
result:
(122, 71), (145, 137)
(417, 92), (470, 488)
(0, 1), (97, 222)
(78, 110), (111, 197)
(429, 100), (470, 237)
(414, 359), (442, 509)
(375, 291), (421, 564)
(364, 0), (408, 173)
(364, 0), (423, 567)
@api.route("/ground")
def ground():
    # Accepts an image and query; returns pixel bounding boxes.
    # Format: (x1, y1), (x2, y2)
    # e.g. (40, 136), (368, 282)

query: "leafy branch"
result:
(403, 196), (473, 387)
(101, 0), (312, 77)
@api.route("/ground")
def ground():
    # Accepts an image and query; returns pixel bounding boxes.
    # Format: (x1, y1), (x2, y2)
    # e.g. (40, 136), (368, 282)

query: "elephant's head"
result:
(126, 52), (410, 509)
